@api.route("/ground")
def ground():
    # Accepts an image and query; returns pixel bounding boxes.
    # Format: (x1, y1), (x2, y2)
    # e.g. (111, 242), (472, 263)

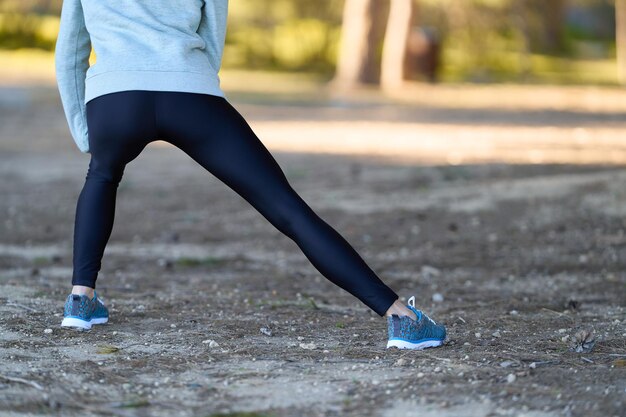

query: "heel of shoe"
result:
(90, 317), (109, 325)
(61, 317), (92, 330)
(386, 338), (443, 350)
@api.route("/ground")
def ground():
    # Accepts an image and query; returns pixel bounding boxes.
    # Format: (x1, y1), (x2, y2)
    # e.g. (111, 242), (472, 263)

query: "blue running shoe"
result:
(91, 291), (109, 325)
(61, 291), (109, 330)
(386, 295), (446, 350)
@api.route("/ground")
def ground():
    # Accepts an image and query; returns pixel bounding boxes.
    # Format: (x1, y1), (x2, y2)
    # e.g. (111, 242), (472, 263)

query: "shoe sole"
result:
(61, 316), (109, 330)
(386, 338), (444, 350)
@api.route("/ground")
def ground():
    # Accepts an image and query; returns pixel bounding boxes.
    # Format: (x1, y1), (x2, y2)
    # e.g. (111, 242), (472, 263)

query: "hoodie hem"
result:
(84, 70), (226, 104)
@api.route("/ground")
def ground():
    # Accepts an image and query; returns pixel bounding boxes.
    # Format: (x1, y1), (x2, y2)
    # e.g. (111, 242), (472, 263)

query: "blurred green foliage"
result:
(418, 0), (616, 82)
(0, 0), (619, 84)
(224, 0), (342, 74)
(0, 12), (57, 50)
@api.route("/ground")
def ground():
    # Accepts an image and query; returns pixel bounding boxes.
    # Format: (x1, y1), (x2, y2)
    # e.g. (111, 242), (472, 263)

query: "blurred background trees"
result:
(332, 0), (388, 89)
(0, 0), (621, 86)
(616, 0), (626, 82)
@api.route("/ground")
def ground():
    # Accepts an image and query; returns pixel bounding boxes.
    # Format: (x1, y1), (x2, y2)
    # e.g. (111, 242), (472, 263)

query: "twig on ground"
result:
(540, 307), (574, 320)
(6, 302), (38, 312)
(0, 374), (44, 390)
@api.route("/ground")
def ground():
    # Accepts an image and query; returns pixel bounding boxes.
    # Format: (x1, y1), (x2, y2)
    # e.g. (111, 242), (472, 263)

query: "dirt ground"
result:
(0, 81), (625, 417)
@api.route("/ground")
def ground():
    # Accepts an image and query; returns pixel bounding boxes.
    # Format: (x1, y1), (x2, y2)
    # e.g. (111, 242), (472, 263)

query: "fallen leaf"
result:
(571, 330), (596, 353)
(96, 345), (120, 354)
(613, 359), (626, 367)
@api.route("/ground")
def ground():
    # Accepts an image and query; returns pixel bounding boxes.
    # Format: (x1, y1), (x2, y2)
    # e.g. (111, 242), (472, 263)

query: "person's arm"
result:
(54, 0), (92, 154)
(197, 0), (229, 73)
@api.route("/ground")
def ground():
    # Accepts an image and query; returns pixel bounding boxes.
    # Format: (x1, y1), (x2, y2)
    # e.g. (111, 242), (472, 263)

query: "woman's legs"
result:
(71, 91), (157, 293)
(70, 89), (407, 318)
(155, 92), (400, 317)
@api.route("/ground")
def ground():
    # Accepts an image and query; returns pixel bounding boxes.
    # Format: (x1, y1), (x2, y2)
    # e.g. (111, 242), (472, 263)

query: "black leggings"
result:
(73, 90), (399, 316)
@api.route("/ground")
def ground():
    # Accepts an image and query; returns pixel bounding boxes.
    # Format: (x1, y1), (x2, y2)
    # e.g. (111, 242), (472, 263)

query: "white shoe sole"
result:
(61, 316), (108, 330)
(386, 339), (443, 350)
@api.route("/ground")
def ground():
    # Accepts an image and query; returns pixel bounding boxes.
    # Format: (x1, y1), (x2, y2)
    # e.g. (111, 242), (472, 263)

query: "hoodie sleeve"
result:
(197, 0), (229, 74)
(54, 0), (92, 154)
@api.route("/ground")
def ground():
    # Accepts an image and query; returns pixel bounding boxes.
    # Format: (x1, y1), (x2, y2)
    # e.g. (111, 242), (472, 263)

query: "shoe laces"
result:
(407, 295), (438, 325)
(423, 313), (437, 326)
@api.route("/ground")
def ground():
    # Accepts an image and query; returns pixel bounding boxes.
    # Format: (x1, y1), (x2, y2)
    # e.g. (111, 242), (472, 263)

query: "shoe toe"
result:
(438, 324), (447, 341)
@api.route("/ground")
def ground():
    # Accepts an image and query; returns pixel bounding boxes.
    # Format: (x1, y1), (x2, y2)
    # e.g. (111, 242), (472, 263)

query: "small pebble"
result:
(474, 332), (481, 338)
(170, 324), (177, 328)
(44, 328), (53, 334)
(421, 265), (441, 278)
(506, 373), (516, 383)
(492, 331), (501, 338)
(432, 293), (444, 303)
(300, 342), (316, 350)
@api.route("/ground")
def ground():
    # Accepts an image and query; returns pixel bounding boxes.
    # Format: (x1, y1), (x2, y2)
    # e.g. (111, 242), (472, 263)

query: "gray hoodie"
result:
(54, 0), (229, 153)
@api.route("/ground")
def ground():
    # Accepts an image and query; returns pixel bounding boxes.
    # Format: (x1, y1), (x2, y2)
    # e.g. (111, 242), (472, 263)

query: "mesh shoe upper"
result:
(63, 291), (109, 321)
(387, 296), (446, 342)
(63, 293), (96, 321)
(92, 292), (109, 319)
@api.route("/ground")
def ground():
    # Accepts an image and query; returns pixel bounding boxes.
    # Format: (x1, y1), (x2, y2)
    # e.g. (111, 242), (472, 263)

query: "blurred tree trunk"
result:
(617, 0), (626, 84)
(543, 0), (566, 53)
(512, 0), (532, 79)
(380, 0), (415, 90)
(332, 0), (387, 90)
